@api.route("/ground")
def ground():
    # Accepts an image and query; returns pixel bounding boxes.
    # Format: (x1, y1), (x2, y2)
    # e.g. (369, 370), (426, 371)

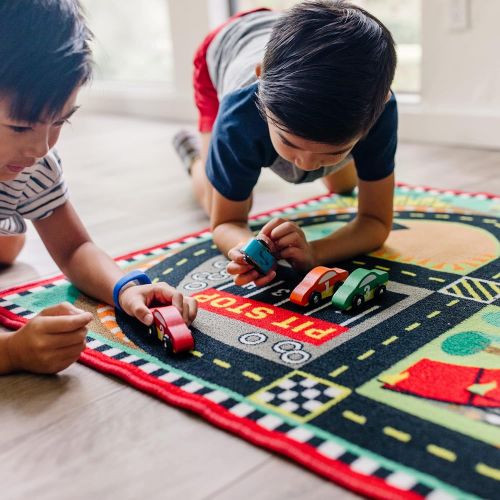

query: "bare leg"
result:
(322, 159), (358, 194)
(0, 234), (25, 266)
(191, 132), (213, 215)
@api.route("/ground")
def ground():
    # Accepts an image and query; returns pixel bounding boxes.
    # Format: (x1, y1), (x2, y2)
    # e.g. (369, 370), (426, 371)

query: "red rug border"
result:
(0, 183), (496, 498)
(79, 348), (423, 500)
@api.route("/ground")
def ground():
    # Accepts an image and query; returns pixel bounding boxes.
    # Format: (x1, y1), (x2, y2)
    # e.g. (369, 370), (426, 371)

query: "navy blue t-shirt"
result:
(206, 82), (398, 202)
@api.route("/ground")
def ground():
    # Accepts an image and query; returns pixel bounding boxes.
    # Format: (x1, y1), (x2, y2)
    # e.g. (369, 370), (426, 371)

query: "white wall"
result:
(399, 0), (500, 148)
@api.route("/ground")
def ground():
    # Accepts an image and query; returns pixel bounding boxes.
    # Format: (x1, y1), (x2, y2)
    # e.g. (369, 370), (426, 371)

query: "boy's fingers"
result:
(253, 270), (276, 287)
(233, 269), (261, 286)
(227, 261), (253, 275)
(260, 217), (286, 236)
(50, 328), (88, 349)
(39, 302), (87, 317)
(40, 313), (93, 333)
(276, 232), (303, 249)
(227, 248), (247, 264)
(186, 299), (198, 324)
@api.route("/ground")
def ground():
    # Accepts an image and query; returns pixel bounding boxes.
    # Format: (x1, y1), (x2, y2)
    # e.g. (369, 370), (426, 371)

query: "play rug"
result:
(1, 184), (499, 499)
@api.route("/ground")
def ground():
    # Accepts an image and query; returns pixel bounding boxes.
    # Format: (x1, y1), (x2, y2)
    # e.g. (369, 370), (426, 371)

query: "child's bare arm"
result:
(33, 201), (122, 305)
(310, 173), (394, 263)
(33, 202), (197, 325)
(210, 190), (254, 255)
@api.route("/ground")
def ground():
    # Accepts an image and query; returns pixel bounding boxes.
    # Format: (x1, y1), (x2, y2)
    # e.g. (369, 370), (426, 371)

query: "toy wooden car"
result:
(331, 268), (388, 310)
(148, 305), (195, 353)
(290, 266), (349, 306)
(240, 236), (276, 275)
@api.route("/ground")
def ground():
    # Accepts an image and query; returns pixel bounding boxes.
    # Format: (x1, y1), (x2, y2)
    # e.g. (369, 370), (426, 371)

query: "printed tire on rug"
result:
(1, 184), (499, 499)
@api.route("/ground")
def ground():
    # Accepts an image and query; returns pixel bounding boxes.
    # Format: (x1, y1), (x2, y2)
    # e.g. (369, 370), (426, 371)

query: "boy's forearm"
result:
(311, 214), (390, 265)
(212, 222), (254, 256)
(59, 242), (122, 305)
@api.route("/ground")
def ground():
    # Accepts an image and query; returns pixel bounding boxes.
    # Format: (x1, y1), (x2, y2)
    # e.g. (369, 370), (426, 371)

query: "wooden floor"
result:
(1, 112), (499, 500)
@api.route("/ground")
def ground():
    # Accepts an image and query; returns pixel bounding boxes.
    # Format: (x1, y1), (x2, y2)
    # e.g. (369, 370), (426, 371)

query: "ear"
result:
(255, 63), (262, 79)
(386, 91), (392, 102)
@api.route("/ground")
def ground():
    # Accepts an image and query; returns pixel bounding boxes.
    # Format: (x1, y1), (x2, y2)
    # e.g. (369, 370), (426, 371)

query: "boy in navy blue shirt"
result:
(175, 1), (397, 287)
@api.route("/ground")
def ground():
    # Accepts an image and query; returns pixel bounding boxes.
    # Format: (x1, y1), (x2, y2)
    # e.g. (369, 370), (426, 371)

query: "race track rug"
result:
(1, 184), (499, 499)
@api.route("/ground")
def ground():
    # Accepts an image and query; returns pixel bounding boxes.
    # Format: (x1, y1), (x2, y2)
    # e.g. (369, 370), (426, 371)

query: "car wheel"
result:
(162, 333), (173, 353)
(375, 285), (386, 298)
(311, 292), (321, 305)
(353, 294), (364, 309)
(148, 324), (155, 338)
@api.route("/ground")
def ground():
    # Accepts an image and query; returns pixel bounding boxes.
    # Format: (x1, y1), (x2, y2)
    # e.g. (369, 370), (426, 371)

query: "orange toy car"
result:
(290, 266), (349, 306)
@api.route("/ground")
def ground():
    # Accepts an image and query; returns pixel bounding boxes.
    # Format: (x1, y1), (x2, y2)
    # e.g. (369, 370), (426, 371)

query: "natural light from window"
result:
(235, 0), (421, 94)
(82, 0), (174, 85)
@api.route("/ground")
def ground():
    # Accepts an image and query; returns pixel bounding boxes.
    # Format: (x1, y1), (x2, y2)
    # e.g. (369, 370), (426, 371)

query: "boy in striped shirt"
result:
(0, 0), (197, 374)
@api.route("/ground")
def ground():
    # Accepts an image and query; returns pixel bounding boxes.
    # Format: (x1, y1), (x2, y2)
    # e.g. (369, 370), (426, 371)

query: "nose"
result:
(294, 155), (319, 171)
(23, 132), (50, 159)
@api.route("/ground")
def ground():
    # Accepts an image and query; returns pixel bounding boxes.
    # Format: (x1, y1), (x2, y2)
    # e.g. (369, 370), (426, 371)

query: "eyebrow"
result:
(51, 105), (80, 123)
(5, 106), (81, 127)
(278, 132), (351, 155)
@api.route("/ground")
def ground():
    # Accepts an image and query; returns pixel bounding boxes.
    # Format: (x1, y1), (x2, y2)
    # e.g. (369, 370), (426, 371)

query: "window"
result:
(233, 0), (421, 93)
(82, 0), (174, 85)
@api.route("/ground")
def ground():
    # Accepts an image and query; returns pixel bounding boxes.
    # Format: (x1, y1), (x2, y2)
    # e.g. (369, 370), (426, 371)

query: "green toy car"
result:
(331, 268), (388, 310)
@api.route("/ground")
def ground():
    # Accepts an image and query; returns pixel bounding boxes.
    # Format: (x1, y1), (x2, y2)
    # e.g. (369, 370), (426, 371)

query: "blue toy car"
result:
(240, 237), (276, 275)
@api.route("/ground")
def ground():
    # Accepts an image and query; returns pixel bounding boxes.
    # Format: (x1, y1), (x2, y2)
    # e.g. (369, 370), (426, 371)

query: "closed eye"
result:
(9, 125), (32, 134)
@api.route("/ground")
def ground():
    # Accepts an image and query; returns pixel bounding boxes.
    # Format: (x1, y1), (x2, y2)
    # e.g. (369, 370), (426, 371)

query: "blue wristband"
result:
(113, 270), (152, 311)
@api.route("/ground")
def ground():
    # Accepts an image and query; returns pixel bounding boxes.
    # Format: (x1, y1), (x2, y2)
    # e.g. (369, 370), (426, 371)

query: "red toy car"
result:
(290, 266), (349, 306)
(148, 305), (195, 353)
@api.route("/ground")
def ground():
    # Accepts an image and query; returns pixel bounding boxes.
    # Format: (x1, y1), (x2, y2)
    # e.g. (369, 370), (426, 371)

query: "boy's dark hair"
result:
(257, 0), (397, 145)
(0, 0), (93, 123)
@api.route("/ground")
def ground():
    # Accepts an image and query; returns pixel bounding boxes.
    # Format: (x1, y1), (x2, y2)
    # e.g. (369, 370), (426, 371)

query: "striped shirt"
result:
(0, 150), (68, 235)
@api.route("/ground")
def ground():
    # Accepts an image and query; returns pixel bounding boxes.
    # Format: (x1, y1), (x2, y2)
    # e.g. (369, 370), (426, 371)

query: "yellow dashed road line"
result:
(191, 350), (203, 358)
(382, 336), (398, 346)
(375, 265), (390, 271)
(383, 426), (411, 443)
(329, 365), (349, 378)
(342, 410), (366, 425)
(475, 462), (500, 481)
(446, 299), (459, 306)
(242, 370), (262, 382)
(435, 214), (450, 219)
(152, 277), (160, 284)
(427, 310), (441, 318)
(213, 358), (231, 369)
(410, 212), (424, 218)
(459, 216), (473, 221)
(426, 444), (457, 462)
(357, 349), (375, 360)
(493, 272), (500, 280)
(429, 277), (445, 283)
(162, 267), (173, 275)
(193, 249), (206, 256)
(405, 322), (421, 331)
(352, 260), (366, 265)
(176, 258), (188, 266)
(401, 270), (417, 277)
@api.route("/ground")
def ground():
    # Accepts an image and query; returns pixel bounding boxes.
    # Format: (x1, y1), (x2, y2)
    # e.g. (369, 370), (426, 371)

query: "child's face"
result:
(0, 87), (80, 182)
(266, 111), (358, 172)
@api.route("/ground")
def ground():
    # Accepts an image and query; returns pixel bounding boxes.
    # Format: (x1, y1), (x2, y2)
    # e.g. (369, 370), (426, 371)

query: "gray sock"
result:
(172, 130), (201, 175)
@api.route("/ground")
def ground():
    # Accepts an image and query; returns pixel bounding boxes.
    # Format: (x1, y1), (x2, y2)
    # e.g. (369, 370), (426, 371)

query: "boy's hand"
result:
(118, 282), (198, 326)
(226, 242), (277, 287)
(6, 302), (92, 374)
(261, 218), (316, 272)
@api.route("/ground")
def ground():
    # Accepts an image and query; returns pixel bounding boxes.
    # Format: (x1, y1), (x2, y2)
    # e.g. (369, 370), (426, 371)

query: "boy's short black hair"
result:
(0, 0), (93, 123)
(258, 0), (397, 145)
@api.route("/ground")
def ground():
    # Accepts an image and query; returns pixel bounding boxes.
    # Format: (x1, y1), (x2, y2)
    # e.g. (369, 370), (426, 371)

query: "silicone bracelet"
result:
(112, 270), (152, 311)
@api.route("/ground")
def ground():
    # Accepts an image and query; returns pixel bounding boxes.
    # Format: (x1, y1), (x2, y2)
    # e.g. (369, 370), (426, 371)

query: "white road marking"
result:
(243, 280), (285, 298)
(340, 305), (380, 326)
